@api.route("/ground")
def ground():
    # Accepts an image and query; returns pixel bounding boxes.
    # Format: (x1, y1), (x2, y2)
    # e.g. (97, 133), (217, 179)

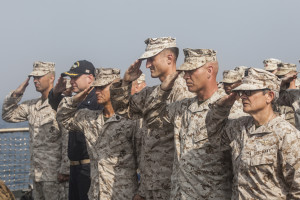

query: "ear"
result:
(87, 74), (94, 84)
(206, 65), (213, 79)
(266, 91), (275, 104)
(166, 53), (173, 65)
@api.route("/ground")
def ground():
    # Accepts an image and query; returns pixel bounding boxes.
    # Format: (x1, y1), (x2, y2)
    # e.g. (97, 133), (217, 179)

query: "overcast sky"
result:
(0, 0), (299, 101)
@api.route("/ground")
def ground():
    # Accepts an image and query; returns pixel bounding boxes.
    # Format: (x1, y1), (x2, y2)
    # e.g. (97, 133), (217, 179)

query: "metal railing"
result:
(0, 128), (31, 192)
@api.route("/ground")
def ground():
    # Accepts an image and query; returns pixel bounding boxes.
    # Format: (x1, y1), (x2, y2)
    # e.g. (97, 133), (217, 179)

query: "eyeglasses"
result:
(276, 75), (285, 79)
(236, 89), (270, 97)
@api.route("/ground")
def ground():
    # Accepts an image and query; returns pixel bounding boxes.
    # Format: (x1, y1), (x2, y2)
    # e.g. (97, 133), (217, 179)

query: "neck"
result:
(159, 65), (177, 82)
(41, 86), (53, 101)
(103, 101), (115, 118)
(197, 82), (218, 101)
(252, 106), (275, 126)
(288, 79), (296, 89)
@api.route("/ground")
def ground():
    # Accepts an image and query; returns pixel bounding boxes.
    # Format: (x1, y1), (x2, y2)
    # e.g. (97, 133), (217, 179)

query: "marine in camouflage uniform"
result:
(206, 68), (300, 199)
(57, 68), (139, 200)
(263, 58), (281, 75)
(221, 69), (248, 119)
(110, 37), (195, 200)
(2, 62), (61, 200)
(275, 62), (298, 127)
(145, 49), (232, 199)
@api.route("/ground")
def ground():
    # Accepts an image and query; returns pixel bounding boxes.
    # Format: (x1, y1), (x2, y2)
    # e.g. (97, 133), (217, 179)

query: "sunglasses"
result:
(236, 89), (270, 97)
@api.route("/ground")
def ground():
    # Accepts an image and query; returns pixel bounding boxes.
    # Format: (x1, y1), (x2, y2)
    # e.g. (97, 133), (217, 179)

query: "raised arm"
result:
(205, 93), (238, 148)
(48, 76), (68, 111)
(56, 87), (94, 132)
(2, 78), (31, 122)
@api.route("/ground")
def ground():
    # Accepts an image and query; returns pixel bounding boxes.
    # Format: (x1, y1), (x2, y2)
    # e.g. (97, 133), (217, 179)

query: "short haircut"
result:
(164, 47), (179, 61)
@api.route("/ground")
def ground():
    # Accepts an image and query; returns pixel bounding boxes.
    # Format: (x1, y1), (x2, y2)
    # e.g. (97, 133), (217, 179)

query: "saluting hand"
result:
(73, 87), (94, 103)
(161, 71), (181, 91)
(53, 76), (67, 96)
(123, 60), (143, 86)
(12, 77), (30, 97)
(217, 92), (238, 106)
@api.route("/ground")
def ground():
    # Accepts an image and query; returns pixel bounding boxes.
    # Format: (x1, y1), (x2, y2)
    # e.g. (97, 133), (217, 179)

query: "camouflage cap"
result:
(178, 48), (217, 71)
(234, 66), (249, 78)
(233, 68), (281, 92)
(263, 58), (281, 71)
(136, 73), (146, 84)
(28, 61), (55, 77)
(92, 68), (120, 87)
(276, 62), (297, 76)
(222, 70), (242, 83)
(139, 37), (177, 60)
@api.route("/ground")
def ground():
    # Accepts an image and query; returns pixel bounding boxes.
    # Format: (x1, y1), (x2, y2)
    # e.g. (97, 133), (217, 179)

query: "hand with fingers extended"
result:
(73, 87), (94, 103)
(12, 77), (30, 97)
(53, 76), (67, 96)
(122, 60), (143, 86)
(161, 71), (181, 91)
(216, 92), (239, 106)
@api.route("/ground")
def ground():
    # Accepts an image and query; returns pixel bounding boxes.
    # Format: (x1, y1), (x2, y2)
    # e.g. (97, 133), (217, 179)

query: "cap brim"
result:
(222, 79), (238, 84)
(28, 71), (49, 77)
(61, 71), (81, 77)
(178, 62), (204, 71)
(233, 83), (267, 91)
(139, 49), (164, 60)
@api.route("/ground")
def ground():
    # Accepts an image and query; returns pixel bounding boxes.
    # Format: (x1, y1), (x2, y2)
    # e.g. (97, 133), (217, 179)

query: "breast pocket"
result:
(250, 147), (277, 166)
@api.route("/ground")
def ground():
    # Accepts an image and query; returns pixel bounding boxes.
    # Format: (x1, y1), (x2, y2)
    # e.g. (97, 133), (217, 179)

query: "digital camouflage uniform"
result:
(110, 37), (195, 199)
(0, 179), (15, 200)
(144, 49), (233, 199)
(57, 68), (139, 200)
(276, 62), (298, 127)
(2, 62), (61, 200)
(58, 126), (70, 200)
(206, 68), (300, 199)
(221, 69), (248, 119)
(277, 89), (300, 131)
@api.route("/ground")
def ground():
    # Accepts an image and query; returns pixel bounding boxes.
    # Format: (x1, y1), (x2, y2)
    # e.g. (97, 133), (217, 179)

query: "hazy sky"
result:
(0, 0), (299, 101)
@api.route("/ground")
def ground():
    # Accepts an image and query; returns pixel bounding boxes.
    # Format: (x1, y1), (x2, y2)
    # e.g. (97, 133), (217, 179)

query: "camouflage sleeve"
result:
(145, 86), (174, 129)
(2, 91), (30, 122)
(110, 79), (158, 120)
(56, 96), (85, 132)
(59, 126), (70, 175)
(206, 103), (233, 150)
(281, 89), (300, 130)
(110, 80), (133, 117)
(168, 73), (195, 102)
(280, 127), (300, 198)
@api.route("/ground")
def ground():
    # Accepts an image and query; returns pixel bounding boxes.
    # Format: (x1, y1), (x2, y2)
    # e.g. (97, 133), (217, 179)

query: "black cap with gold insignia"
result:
(61, 60), (95, 77)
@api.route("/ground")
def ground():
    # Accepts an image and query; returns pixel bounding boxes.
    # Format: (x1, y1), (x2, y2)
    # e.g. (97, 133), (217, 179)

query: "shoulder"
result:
(271, 117), (300, 139)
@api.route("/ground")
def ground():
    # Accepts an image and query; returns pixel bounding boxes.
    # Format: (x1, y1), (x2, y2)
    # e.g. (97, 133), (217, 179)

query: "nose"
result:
(183, 71), (190, 80)
(146, 59), (152, 68)
(33, 77), (39, 82)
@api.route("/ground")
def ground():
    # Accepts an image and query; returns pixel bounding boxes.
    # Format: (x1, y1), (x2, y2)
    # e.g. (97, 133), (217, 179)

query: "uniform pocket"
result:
(250, 148), (276, 166)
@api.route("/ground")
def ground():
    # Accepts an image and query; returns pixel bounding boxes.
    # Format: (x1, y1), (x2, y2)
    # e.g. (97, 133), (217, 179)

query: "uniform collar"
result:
(247, 116), (281, 135)
(188, 88), (225, 113)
